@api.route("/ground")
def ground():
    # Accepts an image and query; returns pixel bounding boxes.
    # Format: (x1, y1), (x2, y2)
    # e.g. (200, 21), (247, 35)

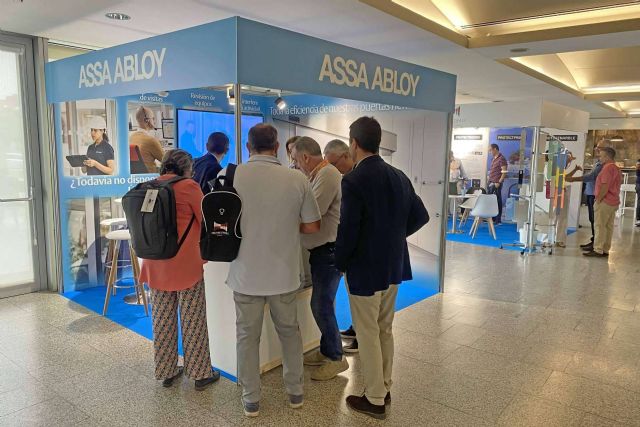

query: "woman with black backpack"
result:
(137, 149), (220, 390)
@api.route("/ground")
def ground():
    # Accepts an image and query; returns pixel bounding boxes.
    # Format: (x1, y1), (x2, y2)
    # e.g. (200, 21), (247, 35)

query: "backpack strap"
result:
(225, 163), (237, 187)
(177, 214), (195, 251)
(208, 164), (237, 191)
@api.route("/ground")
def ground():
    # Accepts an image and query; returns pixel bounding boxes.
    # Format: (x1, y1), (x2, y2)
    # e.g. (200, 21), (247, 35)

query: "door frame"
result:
(0, 32), (50, 298)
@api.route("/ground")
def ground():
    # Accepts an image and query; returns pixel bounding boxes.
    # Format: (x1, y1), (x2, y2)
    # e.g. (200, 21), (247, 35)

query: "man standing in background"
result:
(584, 147), (621, 258)
(487, 144), (508, 225)
(566, 140), (607, 250)
(192, 132), (229, 194)
(336, 117), (429, 420)
(291, 137), (349, 381)
(323, 139), (359, 354)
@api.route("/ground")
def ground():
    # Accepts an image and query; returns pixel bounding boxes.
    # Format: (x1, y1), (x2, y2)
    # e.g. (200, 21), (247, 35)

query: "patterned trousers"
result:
(150, 280), (213, 381)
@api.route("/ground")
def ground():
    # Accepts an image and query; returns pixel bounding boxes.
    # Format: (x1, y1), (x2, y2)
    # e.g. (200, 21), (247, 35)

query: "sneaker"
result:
(580, 241), (594, 248)
(242, 400), (259, 417)
(311, 358), (349, 381)
(195, 370), (220, 391)
(583, 251), (607, 258)
(346, 395), (386, 420)
(343, 340), (359, 354)
(289, 394), (304, 409)
(555, 242), (566, 248)
(635, 221), (640, 227)
(162, 366), (183, 387)
(340, 326), (356, 339)
(303, 349), (329, 366)
(581, 244), (594, 252)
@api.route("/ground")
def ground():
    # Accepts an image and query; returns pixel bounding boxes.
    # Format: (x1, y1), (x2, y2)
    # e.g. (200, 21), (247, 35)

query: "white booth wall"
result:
(272, 109), (448, 256)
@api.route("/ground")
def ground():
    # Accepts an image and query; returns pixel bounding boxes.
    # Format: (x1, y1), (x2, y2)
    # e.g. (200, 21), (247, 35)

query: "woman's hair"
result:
(285, 136), (301, 155)
(101, 132), (109, 143)
(160, 149), (193, 176)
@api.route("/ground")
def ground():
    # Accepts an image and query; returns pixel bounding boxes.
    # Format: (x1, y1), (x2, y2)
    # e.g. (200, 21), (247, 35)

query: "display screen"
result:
(176, 109), (263, 166)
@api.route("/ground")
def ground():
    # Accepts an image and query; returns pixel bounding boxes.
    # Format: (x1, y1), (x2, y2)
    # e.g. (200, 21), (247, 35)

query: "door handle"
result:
(0, 197), (32, 203)
(0, 186), (33, 203)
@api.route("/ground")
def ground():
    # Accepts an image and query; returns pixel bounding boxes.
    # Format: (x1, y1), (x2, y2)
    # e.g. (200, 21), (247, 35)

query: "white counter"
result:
(203, 261), (320, 380)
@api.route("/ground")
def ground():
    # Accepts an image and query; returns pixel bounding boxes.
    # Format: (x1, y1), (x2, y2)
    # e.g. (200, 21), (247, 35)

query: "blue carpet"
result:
(445, 218), (575, 250)
(63, 269), (439, 380)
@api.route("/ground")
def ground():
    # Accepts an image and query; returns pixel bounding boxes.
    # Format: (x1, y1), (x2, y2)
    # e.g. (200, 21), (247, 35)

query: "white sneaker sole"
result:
(289, 402), (304, 409)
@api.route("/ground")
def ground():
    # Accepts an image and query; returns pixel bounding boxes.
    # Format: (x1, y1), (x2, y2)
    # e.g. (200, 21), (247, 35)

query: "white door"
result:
(0, 36), (45, 298)
(417, 112), (449, 256)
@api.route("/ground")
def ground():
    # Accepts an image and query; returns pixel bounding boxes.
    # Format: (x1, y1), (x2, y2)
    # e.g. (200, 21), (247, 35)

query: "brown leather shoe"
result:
(346, 395), (386, 420)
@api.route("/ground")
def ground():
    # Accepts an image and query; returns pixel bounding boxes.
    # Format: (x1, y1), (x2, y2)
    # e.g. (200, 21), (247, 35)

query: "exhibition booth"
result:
(45, 17), (457, 379)
(448, 100), (589, 252)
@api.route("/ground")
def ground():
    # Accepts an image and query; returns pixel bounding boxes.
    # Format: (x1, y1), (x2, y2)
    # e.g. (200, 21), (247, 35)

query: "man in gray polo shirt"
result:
(227, 124), (321, 418)
(291, 137), (349, 381)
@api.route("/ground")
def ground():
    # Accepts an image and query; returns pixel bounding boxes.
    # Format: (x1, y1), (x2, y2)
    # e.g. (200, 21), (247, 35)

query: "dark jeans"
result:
(586, 195), (596, 242)
(636, 192), (640, 221)
(488, 182), (503, 223)
(309, 243), (343, 361)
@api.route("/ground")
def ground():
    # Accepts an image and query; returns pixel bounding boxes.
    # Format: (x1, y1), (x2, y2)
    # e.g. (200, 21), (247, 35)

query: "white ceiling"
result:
(0, 0), (621, 118)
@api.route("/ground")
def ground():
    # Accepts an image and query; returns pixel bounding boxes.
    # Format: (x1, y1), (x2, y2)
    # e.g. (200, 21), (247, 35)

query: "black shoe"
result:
(581, 244), (593, 252)
(346, 395), (386, 420)
(195, 370), (221, 391)
(343, 340), (359, 354)
(162, 366), (184, 387)
(580, 242), (594, 248)
(583, 251), (607, 258)
(340, 326), (356, 339)
(385, 392), (391, 406)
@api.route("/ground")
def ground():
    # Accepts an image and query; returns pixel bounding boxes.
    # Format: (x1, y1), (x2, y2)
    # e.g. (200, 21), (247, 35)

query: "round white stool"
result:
(103, 229), (149, 316)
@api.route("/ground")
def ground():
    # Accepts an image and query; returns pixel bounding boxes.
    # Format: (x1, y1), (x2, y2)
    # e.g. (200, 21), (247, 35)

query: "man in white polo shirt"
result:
(291, 137), (348, 381)
(227, 124), (321, 418)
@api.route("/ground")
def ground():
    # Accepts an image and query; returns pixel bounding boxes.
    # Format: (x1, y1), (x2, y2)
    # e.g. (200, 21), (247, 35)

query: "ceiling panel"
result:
(430, 0), (637, 27)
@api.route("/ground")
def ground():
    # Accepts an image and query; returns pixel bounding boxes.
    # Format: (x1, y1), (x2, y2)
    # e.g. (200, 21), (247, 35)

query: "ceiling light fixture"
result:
(627, 110), (640, 115)
(510, 48), (529, 53)
(583, 84), (640, 94)
(105, 12), (131, 21)
(226, 87), (235, 106)
(274, 96), (286, 110)
(609, 136), (624, 142)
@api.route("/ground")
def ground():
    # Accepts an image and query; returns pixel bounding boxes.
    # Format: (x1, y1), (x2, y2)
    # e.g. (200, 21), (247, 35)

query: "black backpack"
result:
(200, 164), (242, 262)
(122, 176), (195, 260)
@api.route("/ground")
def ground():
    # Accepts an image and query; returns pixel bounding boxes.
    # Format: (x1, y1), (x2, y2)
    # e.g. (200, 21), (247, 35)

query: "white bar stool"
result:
(101, 218), (128, 290)
(102, 229), (149, 316)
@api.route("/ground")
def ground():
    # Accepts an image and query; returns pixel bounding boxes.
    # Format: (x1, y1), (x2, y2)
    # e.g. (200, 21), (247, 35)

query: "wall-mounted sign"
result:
(547, 135), (579, 142)
(454, 134), (483, 140)
(497, 134), (521, 141)
(318, 54), (420, 97)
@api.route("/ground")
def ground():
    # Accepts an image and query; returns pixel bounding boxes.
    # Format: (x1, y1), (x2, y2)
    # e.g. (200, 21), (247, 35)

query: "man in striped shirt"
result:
(488, 144), (508, 225)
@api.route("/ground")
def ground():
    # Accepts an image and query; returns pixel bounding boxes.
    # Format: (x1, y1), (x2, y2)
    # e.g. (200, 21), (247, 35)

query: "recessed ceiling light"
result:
(105, 12), (131, 21)
(510, 48), (529, 53)
(493, 100), (504, 103)
(583, 84), (640, 94)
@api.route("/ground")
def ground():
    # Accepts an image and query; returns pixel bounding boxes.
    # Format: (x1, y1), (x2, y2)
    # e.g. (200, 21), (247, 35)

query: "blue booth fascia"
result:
(46, 17), (456, 113)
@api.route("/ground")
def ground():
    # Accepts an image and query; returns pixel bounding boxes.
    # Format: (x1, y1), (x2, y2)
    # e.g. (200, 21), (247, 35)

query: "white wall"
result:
(451, 127), (490, 188)
(273, 109), (448, 257)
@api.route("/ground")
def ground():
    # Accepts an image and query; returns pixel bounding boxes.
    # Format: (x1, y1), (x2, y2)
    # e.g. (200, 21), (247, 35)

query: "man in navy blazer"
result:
(193, 132), (229, 194)
(336, 116), (429, 420)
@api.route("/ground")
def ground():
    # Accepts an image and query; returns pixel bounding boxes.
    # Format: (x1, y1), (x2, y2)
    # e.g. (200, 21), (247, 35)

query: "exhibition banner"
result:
(56, 88), (267, 291)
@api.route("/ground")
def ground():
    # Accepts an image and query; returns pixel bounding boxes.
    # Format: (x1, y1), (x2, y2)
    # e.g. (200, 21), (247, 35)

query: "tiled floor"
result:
(1, 214), (639, 426)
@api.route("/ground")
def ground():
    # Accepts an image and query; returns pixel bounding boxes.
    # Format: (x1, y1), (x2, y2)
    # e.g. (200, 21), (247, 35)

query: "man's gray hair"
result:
(293, 136), (322, 156)
(601, 147), (616, 160)
(324, 139), (349, 156)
